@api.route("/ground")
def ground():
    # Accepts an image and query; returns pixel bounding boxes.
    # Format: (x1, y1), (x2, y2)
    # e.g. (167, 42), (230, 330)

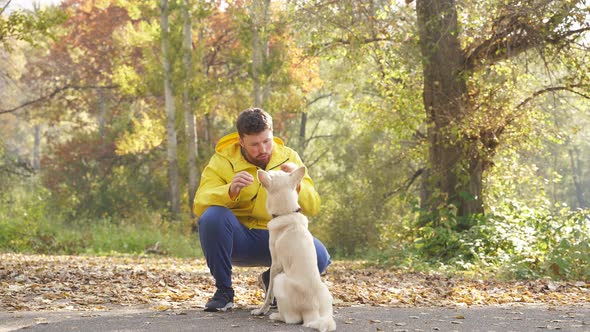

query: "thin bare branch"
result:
(383, 168), (425, 200)
(0, 84), (118, 115)
(306, 93), (333, 107)
(516, 85), (590, 110)
(304, 134), (343, 147)
(0, 0), (12, 15)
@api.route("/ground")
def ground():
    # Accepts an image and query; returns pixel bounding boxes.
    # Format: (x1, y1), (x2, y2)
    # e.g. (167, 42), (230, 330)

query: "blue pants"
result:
(198, 206), (332, 290)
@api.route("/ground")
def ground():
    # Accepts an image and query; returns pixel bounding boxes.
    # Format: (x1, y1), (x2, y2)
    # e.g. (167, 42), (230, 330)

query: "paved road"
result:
(1, 305), (588, 332)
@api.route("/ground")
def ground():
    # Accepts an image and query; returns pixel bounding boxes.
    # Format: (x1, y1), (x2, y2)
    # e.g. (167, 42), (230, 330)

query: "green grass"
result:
(78, 217), (199, 257)
(0, 206), (202, 258)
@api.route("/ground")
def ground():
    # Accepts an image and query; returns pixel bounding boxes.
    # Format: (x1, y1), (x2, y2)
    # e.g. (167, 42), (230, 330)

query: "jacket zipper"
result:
(268, 158), (289, 171)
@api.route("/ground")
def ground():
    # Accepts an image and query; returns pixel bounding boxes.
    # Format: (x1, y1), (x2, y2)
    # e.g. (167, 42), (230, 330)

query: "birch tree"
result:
(182, 0), (198, 218)
(249, 0), (271, 107)
(160, 0), (181, 218)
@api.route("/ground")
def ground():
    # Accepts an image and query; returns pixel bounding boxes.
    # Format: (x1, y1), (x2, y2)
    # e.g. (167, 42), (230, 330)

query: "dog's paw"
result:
(269, 312), (284, 322)
(250, 308), (266, 316)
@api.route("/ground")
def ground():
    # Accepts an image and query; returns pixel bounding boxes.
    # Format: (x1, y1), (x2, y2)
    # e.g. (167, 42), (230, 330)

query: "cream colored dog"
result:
(251, 167), (336, 332)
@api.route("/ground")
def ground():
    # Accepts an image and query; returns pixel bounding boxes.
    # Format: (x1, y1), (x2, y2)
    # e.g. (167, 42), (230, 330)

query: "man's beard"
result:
(242, 148), (270, 169)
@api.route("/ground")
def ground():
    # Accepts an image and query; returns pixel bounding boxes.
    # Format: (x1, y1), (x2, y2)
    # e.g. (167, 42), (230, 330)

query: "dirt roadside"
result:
(1, 304), (589, 332)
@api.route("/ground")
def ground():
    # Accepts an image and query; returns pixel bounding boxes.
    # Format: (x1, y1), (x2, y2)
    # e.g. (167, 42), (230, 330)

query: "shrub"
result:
(389, 203), (590, 280)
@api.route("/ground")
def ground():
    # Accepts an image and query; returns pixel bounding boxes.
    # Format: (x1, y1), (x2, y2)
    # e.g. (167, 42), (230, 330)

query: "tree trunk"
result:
(182, 0), (198, 219)
(160, 0), (181, 218)
(97, 91), (107, 137)
(33, 124), (40, 171)
(298, 111), (307, 152)
(250, 0), (270, 108)
(416, 0), (484, 224)
(568, 147), (586, 208)
(204, 113), (211, 144)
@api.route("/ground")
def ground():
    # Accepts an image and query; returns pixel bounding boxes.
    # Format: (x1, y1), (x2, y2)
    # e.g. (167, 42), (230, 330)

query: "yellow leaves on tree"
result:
(115, 102), (165, 155)
(285, 38), (323, 95)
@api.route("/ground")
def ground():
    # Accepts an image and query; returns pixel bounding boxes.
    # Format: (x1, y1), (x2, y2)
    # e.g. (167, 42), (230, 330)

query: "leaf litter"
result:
(1, 253), (588, 312)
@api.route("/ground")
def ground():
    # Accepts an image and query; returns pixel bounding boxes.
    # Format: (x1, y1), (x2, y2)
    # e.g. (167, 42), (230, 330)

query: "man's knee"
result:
(314, 238), (332, 273)
(198, 206), (234, 236)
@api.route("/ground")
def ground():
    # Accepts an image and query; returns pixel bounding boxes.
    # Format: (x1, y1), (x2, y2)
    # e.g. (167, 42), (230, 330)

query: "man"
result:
(194, 107), (331, 312)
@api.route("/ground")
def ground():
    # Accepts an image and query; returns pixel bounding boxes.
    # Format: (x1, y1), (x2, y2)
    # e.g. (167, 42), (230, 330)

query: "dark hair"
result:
(236, 108), (273, 137)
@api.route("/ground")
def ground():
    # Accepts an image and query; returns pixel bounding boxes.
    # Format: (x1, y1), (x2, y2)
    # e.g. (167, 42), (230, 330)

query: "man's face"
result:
(239, 129), (274, 168)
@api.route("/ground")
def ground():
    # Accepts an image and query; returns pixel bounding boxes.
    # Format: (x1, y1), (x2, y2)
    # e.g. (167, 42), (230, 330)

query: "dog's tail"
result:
(306, 315), (336, 332)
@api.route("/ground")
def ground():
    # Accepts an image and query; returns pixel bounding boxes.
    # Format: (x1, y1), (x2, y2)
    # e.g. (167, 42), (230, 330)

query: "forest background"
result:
(1, 0), (589, 281)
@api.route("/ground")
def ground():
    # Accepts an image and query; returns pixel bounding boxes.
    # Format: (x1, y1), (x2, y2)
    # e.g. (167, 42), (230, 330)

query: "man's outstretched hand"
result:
(229, 171), (254, 200)
(280, 162), (302, 192)
(280, 162), (298, 173)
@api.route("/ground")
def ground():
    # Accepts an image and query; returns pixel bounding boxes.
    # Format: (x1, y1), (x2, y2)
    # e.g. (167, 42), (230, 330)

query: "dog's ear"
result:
(290, 166), (306, 186)
(257, 169), (272, 188)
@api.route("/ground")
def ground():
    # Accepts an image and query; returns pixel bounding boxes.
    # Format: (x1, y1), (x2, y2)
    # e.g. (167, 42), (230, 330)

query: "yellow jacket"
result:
(193, 132), (321, 229)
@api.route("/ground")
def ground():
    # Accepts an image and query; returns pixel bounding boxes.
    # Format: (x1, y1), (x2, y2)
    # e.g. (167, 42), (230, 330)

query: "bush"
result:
(385, 203), (590, 280)
(40, 132), (169, 221)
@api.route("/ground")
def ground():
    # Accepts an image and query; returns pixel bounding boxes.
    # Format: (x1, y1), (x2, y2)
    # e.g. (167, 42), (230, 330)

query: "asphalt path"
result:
(1, 305), (588, 332)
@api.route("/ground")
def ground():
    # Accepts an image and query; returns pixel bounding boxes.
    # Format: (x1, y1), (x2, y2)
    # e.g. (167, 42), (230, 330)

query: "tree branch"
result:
(516, 84), (590, 110)
(1, 0), (12, 15)
(0, 84), (118, 115)
(303, 134), (343, 148)
(465, 3), (589, 70)
(383, 168), (425, 200)
(306, 93), (333, 107)
(303, 147), (331, 169)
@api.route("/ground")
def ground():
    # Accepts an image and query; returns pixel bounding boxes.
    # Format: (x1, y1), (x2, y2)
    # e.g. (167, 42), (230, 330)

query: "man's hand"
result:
(229, 171), (254, 200)
(280, 162), (298, 173)
(280, 162), (302, 192)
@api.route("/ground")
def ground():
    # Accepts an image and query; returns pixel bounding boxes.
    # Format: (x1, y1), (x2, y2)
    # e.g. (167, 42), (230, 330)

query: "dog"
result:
(251, 167), (336, 332)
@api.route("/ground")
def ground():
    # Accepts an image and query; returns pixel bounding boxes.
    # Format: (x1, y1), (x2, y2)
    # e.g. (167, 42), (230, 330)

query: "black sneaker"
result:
(204, 287), (234, 312)
(258, 269), (277, 308)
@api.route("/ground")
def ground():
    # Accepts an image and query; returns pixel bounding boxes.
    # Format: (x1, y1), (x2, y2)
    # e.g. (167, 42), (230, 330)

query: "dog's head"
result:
(257, 166), (306, 191)
(257, 166), (306, 216)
